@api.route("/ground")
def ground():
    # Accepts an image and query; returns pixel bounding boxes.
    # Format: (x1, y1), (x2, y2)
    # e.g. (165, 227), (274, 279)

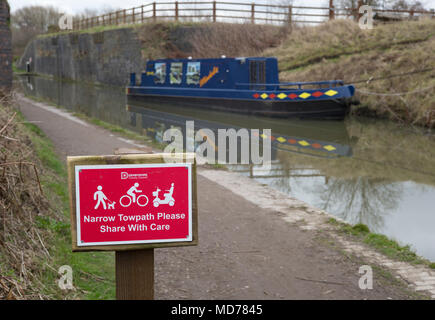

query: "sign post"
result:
(67, 153), (198, 299)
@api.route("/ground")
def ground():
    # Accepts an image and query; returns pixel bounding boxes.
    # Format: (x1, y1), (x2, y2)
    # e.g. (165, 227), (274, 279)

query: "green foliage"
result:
(24, 122), (65, 176)
(327, 218), (427, 265)
(364, 233), (421, 263)
(352, 223), (370, 234)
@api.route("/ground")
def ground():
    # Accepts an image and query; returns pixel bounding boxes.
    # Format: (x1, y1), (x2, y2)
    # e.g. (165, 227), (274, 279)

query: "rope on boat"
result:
(355, 85), (434, 96)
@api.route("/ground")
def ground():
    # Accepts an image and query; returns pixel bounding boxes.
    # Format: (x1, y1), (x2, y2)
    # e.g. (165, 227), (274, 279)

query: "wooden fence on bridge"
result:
(71, 1), (435, 31)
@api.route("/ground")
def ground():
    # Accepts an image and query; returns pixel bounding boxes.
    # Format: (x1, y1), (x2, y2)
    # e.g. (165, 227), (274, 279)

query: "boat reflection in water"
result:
(126, 100), (354, 165)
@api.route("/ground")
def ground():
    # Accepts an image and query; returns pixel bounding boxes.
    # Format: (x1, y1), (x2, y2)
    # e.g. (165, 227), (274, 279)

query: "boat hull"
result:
(127, 94), (351, 120)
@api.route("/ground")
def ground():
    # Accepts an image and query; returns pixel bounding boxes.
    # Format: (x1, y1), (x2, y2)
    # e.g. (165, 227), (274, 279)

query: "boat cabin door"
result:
(249, 60), (266, 90)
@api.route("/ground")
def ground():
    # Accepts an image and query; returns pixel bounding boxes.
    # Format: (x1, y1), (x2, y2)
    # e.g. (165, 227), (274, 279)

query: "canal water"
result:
(16, 76), (435, 261)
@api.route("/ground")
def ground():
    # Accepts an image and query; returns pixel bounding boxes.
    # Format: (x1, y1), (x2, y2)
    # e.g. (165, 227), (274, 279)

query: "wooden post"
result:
(357, 0), (363, 21)
(116, 11), (119, 25)
(213, 1), (217, 22)
(114, 147), (154, 300)
(175, 1), (179, 21)
(329, 0), (335, 20)
(132, 8), (135, 24)
(123, 9), (127, 24)
(251, 3), (255, 24)
(153, 2), (157, 22)
(141, 5), (144, 23)
(287, 5), (292, 25)
(116, 249), (154, 300)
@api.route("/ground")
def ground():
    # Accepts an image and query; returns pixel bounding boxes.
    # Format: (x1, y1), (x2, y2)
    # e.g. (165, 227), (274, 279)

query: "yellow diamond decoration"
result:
(298, 140), (310, 146)
(261, 93), (268, 99)
(260, 133), (268, 139)
(325, 90), (338, 97)
(277, 137), (286, 143)
(299, 92), (311, 99)
(324, 145), (336, 151)
(277, 93), (287, 99)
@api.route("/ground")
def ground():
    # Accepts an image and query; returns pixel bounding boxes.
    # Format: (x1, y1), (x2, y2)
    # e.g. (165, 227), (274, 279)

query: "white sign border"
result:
(75, 163), (193, 247)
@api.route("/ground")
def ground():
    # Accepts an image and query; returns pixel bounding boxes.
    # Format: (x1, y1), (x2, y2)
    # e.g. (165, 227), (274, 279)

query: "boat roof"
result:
(148, 56), (278, 63)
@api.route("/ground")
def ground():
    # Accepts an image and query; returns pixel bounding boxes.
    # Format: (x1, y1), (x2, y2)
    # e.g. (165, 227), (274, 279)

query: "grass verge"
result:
(0, 99), (116, 299)
(22, 115), (117, 299)
(327, 217), (434, 267)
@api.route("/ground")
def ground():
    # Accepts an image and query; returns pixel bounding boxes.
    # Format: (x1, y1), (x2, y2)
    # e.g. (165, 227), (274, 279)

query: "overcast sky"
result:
(8, 0), (435, 14)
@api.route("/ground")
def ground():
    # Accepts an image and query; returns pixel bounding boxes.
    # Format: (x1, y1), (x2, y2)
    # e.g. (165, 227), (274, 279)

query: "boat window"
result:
(170, 62), (183, 85)
(154, 63), (166, 84)
(186, 62), (200, 85)
(249, 60), (266, 90)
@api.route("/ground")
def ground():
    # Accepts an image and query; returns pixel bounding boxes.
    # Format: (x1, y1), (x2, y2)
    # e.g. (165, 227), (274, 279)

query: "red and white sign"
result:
(74, 163), (192, 246)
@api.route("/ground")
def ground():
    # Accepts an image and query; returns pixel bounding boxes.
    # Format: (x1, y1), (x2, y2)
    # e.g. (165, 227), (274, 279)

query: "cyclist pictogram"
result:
(120, 183), (149, 207)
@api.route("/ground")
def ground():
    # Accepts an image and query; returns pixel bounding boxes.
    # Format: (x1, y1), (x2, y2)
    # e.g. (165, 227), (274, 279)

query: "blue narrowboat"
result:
(127, 56), (355, 120)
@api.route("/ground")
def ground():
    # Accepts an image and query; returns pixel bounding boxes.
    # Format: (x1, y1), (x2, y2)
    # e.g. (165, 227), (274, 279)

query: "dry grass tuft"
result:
(268, 19), (435, 128)
(0, 95), (60, 299)
(137, 21), (286, 60)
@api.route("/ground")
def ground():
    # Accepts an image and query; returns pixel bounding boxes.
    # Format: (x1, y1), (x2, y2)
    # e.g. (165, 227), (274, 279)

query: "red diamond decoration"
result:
(288, 139), (297, 144)
(312, 91), (324, 98)
(288, 93), (298, 99)
(253, 93), (260, 99)
(269, 93), (276, 99)
(312, 143), (322, 149)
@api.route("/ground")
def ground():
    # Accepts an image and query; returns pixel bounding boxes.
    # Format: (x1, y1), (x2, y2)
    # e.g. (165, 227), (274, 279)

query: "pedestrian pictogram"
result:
(94, 185), (107, 209)
(93, 185), (116, 210)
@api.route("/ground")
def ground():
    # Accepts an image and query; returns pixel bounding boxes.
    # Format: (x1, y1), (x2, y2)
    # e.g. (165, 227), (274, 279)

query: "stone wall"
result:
(0, 0), (12, 95)
(18, 27), (145, 87)
(17, 23), (283, 87)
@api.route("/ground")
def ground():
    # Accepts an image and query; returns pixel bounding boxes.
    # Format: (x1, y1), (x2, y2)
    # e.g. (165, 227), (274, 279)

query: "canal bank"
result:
(16, 74), (435, 262)
(17, 19), (435, 127)
(13, 92), (435, 299)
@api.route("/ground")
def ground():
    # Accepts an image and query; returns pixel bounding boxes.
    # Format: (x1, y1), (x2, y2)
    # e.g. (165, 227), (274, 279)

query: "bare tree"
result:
(11, 5), (63, 58)
(390, 0), (426, 10)
(11, 5), (62, 33)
